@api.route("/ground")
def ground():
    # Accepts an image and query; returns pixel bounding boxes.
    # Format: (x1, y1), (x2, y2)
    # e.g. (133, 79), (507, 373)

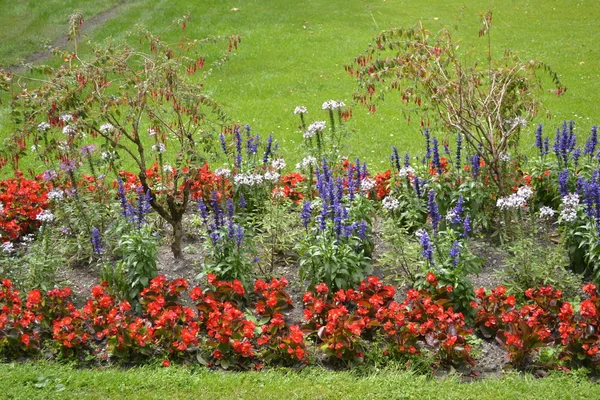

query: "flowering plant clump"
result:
(0, 173), (50, 242)
(297, 159), (372, 291)
(301, 275), (473, 368)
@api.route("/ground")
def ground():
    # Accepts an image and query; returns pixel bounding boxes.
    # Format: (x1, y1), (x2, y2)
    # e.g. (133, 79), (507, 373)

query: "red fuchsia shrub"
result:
(0, 172), (49, 242)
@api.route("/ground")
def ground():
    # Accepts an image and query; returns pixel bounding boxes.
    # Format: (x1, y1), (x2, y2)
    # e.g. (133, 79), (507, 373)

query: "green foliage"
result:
(377, 219), (421, 285)
(498, 235), (582, 302)
(298, 228), (370, 292)
(0, 225), (65, 291)
(253, 199), (300, 276)
(102, 224), (158, 304)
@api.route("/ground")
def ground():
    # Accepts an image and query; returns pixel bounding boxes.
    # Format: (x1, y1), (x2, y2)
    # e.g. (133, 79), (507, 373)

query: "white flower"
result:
(264, 170), (280, 182)
(62, 125), (77, 135)
(163, 165), (174, 173)
(360, 177), (376, 192)
(20, 234), (35, 243)
(294, 106), (307, 115)
(36, 210), (55, 222)
(234, 173), (264, 187)
(148, 128), (157, 136)
(1, 242), (15, 254)
(382, 196), (400, 211)
(516, 186), (533, 199)
(59, 114), (73, 122)
(562, 193), (580, 209)
(499, 152), (511, 162)
(48, 189), (64, 200)
(496, 185), (534, 210)
(271, 158), (286, 170)
(559, 193), (580, 223)
(305, 121), (326, 139)
(100, 123), (115, 134)
(509, 116), (527, 129)
(0, 203), (4, 214)
(539, 206), (555, 219)
(37, 122), (51, 132)
(296, 156), (317, 170)
(214, 168), (231, 178)
(101, 151), (116, 161)
(415, 228), (426, 240)
(57, 141), (69, 152)
(30, 145), (38, 152)
(322, 100), (345, 110)
(398, 166), (415, 177)
(152, 143), (166, 154)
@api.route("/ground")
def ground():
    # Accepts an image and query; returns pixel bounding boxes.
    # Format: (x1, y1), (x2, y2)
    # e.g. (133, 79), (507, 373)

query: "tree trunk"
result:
(171, 218), (183, 259)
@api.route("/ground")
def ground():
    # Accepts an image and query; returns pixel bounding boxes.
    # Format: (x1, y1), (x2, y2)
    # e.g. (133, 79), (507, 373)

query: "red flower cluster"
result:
(0, 172), (49, 241)
(275, 173), (305, 204)
(302, 275), (473, 367)
(473, 284), (600, 369)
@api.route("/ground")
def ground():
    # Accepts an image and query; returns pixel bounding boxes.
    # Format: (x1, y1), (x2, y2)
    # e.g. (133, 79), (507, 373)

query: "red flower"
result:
(425, 272), (437, 285)
(162, 359), (171, 367)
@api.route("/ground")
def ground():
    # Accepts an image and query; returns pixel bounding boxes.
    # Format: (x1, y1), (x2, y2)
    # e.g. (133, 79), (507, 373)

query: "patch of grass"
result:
(0, 362), (598, 399)
(1, 0), (600, 168)
(0, 0), (121, 67)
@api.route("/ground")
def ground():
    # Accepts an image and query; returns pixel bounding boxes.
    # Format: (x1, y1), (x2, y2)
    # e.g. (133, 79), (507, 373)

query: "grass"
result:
(1, 0), (600, 169)
(0, 362), (598, 399)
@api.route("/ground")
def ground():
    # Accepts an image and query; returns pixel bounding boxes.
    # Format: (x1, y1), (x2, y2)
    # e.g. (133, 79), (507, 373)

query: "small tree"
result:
(6, 15), (240, 258)
(346, 12), (565, 194)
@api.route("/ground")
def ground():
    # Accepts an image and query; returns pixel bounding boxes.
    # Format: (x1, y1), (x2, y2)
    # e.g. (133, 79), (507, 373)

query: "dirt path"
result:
(6, 2), (125, 73)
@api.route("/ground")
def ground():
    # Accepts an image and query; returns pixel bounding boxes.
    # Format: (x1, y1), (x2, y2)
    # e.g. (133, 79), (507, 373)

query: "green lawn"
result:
(1, 0), (600, 167)
(0, 363), (598, 399)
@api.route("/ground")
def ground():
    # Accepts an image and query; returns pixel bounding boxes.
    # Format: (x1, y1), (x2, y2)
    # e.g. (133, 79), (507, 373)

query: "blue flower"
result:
(91, 227), (103, 254)
(449, 240), (460, 267)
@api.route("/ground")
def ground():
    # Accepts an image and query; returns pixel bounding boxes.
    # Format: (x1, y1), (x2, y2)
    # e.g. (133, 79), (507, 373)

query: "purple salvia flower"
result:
(234, 126), (242, 168)
(414, 177), (423, 198)
(420, 230), (434, 266)
(584, 126), (598, 157)
(91, 227), (103, 254)
(471, 154), (481, 178)
(535, 124), (543, 156)
(449, 240), (460, 267)
(117, 177), (132, 218)
(463, 215), (472, 237)
(432, 137), (442, 175)
(573, 147), (581, 167)
(543, 137), (550, 156)
(238, 193), (246, 208)
(300, 202), (312, 229)
(263, 134), (273, 164)
(392, 147), (401, 172)
(444, 142), (451, 156)
(428, 190), (441, 234)
(453, 133), (462, 171)
(559, 169), (569, 197)
(404, 152), (410, 168)
(198, 198), (209, 224)
(226, 198), (234, 219)
(219, 132), (228, 155)
(234, 225), (245, 246)
(424, 129), (431, 159)
(357, 220), (368, 240)
(450, 195), (464, 225)
(347, 165), (355, 201)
